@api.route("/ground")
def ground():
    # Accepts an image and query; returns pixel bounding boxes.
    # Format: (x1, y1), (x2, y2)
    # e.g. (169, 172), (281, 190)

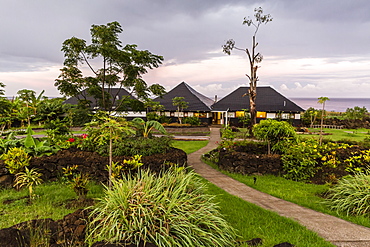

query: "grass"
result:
(0, 181), (104, 229)
(204, 179), (335, 247)
(301, 128), (370, 142)
(171, 140), (208, 154)
(204, 160), (370, 228)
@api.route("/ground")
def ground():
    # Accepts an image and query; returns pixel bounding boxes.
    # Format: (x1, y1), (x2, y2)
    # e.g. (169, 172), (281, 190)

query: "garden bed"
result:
(0, 147), (187, 188)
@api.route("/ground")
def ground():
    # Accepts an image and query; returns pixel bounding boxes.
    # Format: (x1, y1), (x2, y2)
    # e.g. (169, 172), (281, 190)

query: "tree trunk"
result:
(109, 134), (112, 189)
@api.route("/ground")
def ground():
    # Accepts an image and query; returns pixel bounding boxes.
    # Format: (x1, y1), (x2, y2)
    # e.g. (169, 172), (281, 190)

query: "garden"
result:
(203, 119), (370, 233)
(1, 113), (344, 247)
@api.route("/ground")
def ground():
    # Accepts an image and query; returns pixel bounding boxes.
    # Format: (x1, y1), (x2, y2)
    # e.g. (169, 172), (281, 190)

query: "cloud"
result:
(1, 0), (370, 99)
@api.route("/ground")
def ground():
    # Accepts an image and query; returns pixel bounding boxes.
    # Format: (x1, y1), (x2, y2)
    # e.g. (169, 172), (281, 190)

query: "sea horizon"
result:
(290, 97), (370, 112)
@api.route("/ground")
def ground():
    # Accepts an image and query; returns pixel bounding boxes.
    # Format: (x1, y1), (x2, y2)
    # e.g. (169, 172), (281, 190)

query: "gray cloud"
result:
(0, 0), (370, 97)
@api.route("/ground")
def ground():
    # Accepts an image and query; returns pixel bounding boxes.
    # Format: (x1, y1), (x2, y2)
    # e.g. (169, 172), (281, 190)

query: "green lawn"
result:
(171, 140), (209, 154)
(301, 128), (370, 142)
(205, 179), (334, 247)
(204, 159), (370, 229)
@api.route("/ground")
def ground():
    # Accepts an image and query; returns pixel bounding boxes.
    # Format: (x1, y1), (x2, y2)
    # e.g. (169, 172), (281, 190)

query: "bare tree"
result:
(222, 7), (272, 133)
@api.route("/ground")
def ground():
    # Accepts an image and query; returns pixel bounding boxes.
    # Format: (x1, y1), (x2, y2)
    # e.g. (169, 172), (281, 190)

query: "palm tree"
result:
(318, 97), (330, 145)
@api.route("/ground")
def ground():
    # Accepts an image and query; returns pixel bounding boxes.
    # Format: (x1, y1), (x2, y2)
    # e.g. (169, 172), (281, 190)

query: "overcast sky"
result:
(1, 0), (370, 99)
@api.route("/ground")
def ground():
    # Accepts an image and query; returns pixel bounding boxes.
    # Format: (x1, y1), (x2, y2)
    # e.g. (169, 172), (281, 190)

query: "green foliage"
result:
(86, 168), (237, 246)
(35, 98), (68, 123)
(24, 126), (56, 157)
(326, 171), (370, 216)
(1, 147), (31, 174)
(182, 116), (201, 126)
(282, 139), (321, 181)
(55, 21), (165, 111)
(345, 106), (368, 120)
(252, 119), (297, 154)
(132, 118), (167, 138)
(237, 109), (251, 128)
(62, 165), (90, 200)
(221, 125), (236, 141)
(14, 167), (43, 200)
(83, 112), (136, 187)
(301, 107), (319, 127)
(343, 149), (370, 173)
(0, 132), (23, 155)
(67, 106), (93, 126)
(281, 139), (355, 181)
(45, 118), (71, 139)
(172, 97), (188, 124)
(108, 155), (143, 180)
(111, 137), (172, 157)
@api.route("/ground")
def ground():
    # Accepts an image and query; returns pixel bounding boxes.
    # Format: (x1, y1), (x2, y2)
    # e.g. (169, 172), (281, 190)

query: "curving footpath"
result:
(188, 127), (370, 247)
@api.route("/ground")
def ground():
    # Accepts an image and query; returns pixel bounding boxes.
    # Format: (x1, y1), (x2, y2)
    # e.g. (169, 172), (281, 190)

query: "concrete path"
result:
(188, 127), (370, 247)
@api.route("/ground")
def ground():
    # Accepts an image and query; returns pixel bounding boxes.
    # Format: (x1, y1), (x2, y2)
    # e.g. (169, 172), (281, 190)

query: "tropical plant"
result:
(44, 118), (71, 139)
(55, 21), (166, 112)
(70, 173), (90, 200)
(281, 139), (321, 181)
(172, 96), (188, 124)
(62, 165), (90, 200)
(183, 116), (201, 126)
(14, 167), (43, 199)
(83, 112), (135, 188)
(221, 125), (236, 141)
(108, 155), (143, 180)
(24, 125), (56, 157)
(318, 96), (330, 145)
(237, 109), (251, 128)
(345, 106), (368, 120)
(1, 147), (31, 174)
(252, 119), (297, 154)
(34, 98), (69, 125)
(0, 131), (23, 155)
(223, 7), (272, 132)
(325, 171), (370, 216)
(86, 168), (237, 247)
(111, 136), (172, 157)
(301, 107), (319, 127)
(131, 117), (167, 138)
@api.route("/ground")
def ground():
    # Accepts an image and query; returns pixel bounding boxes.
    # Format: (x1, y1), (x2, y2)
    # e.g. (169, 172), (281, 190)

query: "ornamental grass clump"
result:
(86, 168), (237, 247)
(325, 170), (370, 216)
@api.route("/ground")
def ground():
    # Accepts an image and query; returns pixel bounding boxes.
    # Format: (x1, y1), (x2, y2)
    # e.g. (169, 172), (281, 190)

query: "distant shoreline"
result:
(291, 98), (370, 112)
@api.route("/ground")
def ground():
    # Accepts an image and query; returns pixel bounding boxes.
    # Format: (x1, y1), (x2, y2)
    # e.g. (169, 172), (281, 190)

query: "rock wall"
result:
(218, 149), (283, 176)
(0, 147), (187, 188)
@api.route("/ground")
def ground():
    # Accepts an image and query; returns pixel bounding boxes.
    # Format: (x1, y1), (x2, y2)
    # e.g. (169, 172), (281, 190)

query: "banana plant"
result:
(23, 125), (55, 157)
(131, 118), (167, 138)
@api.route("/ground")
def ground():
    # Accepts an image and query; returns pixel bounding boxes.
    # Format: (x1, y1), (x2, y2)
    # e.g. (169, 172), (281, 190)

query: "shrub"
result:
(325, 171), (370, 216)
(252, 119), (297, 154)
(281, 139), (320, 181)
(14, 167), (43, 199)
(221, 126), (236, 141)
(182, 116), (201, 126)
(44, 118), (71, 139)
(62, 165), (90, 200)
(86, 168), (237, 247)
(1, 147), (31, 174)
(109, 137), (172, 157)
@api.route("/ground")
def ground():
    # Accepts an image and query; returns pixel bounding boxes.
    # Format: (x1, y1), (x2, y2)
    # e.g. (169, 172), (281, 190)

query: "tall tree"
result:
(222, 7), (272, 132)
(0, 83), (12, 133)
(318, 96), (330, 145)
(55, 21), (166, 111)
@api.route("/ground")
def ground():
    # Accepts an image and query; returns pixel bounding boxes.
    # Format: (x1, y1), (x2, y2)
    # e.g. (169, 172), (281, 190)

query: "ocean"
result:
(290, 98), (370, 112)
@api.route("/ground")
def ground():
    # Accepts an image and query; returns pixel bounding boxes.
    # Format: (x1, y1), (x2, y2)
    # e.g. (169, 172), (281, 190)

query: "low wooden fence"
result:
(311, 125), (344, 129)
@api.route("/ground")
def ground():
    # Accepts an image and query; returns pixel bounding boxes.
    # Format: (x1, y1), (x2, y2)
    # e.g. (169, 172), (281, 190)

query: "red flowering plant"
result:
(67, 138), (75, 143)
